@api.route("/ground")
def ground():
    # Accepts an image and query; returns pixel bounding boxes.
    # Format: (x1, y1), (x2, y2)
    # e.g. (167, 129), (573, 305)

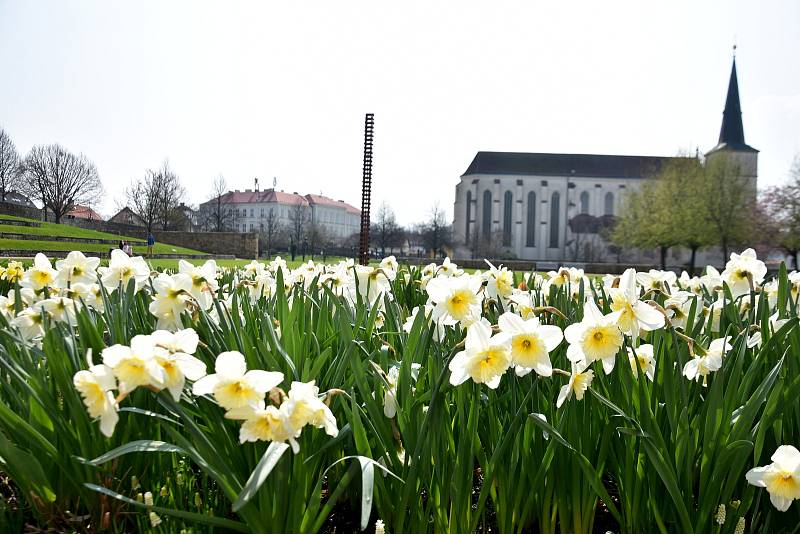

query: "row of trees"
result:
(122, 161), (189, 233)
(613, 152), (800, 271)
(0, 127), (103, 223)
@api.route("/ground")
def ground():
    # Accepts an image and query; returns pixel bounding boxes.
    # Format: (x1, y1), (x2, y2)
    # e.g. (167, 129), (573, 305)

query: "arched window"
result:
(502, 191), (513, 246)
(604, 192), (614, 216)
(526, 191), (536, 246)
(465, 190), (472, 241)
(580, 191), (590, 214)
(549, 191), (560, 248)
(482, 190), (492, 238)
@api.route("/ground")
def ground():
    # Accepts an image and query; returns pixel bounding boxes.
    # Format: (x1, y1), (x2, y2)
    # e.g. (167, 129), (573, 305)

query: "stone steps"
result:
(0, 218), (42, 228)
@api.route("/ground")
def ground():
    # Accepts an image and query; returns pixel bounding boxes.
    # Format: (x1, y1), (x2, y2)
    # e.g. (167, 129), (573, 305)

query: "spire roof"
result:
(708, 57), (758, 154)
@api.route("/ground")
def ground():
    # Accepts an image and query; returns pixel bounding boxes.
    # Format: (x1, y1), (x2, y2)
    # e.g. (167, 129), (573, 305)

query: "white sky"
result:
(1, 1), (798, 225)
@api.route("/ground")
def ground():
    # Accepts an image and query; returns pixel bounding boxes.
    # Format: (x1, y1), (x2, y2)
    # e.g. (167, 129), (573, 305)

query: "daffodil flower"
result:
(178, 259), (219, 310)
(498, 311), (563, 377)
(722, 248), (767, 297)
(55, 250), (101, 288)
(449, 320), (512, 389)
(102, 335), (167, 394)
(682, 338), (730, 386)
(73, 356), (119, 437)
(556, 360), (594, 408)
(746, 445), (800, 512)
(626, 344), (656, 381)
(150, 329), (207, 401)
(192, 351), (283, 410)
(564, 299), (624, 374)
(427, 275), (483, 326)
(226, 401), (299, 449)
(609, 269), (665, 338)
(100, 249), (150, 291)
(282, 381), (338, 438)
(21, 253), (57, 291)
(148, 273), (194, 331)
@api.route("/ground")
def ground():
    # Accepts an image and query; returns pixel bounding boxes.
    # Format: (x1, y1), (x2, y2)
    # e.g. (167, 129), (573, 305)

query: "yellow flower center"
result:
(581, 325), (623, 361)
(511, 334), (546, 367)
(214, 379), (259, 409)
(446, 289), (473, 320)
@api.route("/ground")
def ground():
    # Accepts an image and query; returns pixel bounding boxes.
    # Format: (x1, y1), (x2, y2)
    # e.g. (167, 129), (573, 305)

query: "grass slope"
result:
(0, 215), (205, 255)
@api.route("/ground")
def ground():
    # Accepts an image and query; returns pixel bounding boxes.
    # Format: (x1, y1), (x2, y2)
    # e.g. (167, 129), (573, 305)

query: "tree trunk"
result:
(721, 239), (729, 264)
(689, 245), (698, 277)
(659, 245), (668, 270)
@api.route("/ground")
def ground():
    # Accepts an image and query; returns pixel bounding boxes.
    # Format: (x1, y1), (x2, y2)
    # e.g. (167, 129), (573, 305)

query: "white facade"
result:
(200, 189), (360, 242)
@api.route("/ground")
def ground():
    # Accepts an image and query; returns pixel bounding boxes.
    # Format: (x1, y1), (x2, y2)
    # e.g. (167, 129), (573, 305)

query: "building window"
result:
(482, 190), (492, 238)
(604, 192), (614, 216)
(250, 209), (254, 217)
(526, 191), (536, 246)
(502, 191), (513, 246)
(549, 191), (560, 248)
(580, 191), (590, 214)
(465, 190), (472, 242)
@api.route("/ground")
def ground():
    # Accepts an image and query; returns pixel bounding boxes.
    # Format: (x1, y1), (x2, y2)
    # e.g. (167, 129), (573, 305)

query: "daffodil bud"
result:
(136, 492), (144, 503)
(149, 511), (162, 527)
(160, 485), (168, 497)
(144, 491), (153, 507)
(734, 517), (745, 534)
(194, 492), (202, 508)
(131, 475), (140, 490)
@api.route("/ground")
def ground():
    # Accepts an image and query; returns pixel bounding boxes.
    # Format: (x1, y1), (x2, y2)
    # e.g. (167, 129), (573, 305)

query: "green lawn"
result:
(0, 238), (201, 256)
(0, 215), (206, 256)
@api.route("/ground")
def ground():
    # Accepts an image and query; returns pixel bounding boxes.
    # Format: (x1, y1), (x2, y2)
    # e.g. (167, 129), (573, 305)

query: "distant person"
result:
(119, 240), (124, 250)
(147, 233), (155, 256)
(123, 240), (132, 255)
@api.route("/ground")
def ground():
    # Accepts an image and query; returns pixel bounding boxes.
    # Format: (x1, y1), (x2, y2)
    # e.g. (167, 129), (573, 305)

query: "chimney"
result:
(255, 177), (259, 192)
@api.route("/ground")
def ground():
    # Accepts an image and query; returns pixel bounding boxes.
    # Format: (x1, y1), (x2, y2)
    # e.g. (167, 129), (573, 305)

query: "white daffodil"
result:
(101, 249), (150, 291)
(148, 273), (194, 331)
(682, 338), (730, 386)
(102, 335), (167, 394)
(746, 445), (800, 512)
(449, 320), (512, 389)
(609, 268), (665, 338)
(722, 248), (767, 297)
(427, 274), (483, 326)
(498, 311), (563, 377)
(627, 344), (656, 381)
(149, 329), (207, 401)
(507, 290), (537, 319)
(178, 260), (219, 310)
(556, 360), (594, 408)
(564, 299), (624, 374)
(282, 381), (338, 438)
(55, 251), (101, 288)
(636, 269), (677, 293)
(383, 363), (422, 418)
(225, 401), (299, 450)
(664, 291), (697, 329)
(545, 267), (587, 297)
(677, 271), (704, 295)
(21, 253), (57, 291)
(379, 256), (398, 280)
(438, 257), (463, 277)
(11, 307), (47, 342)
(0, 294), (15, 319)
(39, 296), (80, 326)
(483, 261), (515, 301)
(73, 360), (119, 437)
(192, 351), (284, 410)
(349, 265), (392, 306)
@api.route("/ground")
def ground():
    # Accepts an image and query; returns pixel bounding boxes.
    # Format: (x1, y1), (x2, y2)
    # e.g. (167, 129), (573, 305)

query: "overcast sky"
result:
(1, 1), (798, 224)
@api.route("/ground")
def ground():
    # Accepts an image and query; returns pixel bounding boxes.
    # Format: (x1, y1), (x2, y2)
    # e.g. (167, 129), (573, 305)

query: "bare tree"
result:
(371, 202), (403, 256)
(201, 175), (238, 232)
(0, 127), (22, 202)
(288, 202), (310, 260)
(259, 207), (283, 257)
(154, 161), (186, 231)
(124, 170), (160, 233)
(123, 161), (186, 233)
(419, 202), (452, 258)
(21, 144), (102, 223)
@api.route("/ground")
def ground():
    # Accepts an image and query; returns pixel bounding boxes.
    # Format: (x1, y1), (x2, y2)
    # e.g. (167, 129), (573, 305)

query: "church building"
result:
(452, 58), (758, 265)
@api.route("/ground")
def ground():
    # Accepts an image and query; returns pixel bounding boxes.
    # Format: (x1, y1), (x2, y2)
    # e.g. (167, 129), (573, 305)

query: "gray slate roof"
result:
(462, 152), (682, 179)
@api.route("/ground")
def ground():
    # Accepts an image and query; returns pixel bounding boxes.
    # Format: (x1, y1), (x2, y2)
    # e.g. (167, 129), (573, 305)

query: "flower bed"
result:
(0, 249), (798, 533)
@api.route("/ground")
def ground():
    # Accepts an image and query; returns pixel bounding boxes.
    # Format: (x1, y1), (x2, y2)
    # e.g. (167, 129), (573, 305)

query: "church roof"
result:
(707, 58), (758, 154)
(462, 151), (681, 179)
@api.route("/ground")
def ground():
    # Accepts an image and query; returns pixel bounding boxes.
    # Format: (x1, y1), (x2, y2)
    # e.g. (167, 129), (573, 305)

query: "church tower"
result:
(705, 54), (758, 191)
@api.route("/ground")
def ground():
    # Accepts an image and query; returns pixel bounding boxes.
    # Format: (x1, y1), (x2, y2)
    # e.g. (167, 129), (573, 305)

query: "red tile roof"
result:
(68, 204), (103, 220)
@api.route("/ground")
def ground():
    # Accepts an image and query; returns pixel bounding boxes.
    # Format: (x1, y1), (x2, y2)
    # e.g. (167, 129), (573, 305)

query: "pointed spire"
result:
(718, 57), (745, 145)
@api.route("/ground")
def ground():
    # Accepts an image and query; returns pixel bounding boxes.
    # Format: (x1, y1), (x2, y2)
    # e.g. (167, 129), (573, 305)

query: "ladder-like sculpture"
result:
(358, 113), (374, 266)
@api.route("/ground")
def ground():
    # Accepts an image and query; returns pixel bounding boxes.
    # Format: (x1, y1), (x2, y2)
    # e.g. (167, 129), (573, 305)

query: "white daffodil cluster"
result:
(193, 352), (338, 453)
(74, 328), (206, 437)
